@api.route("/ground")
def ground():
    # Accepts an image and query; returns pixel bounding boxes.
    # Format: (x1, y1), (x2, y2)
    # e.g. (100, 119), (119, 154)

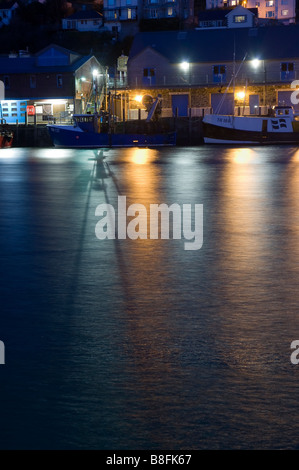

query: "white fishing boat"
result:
(202, 105), (299, 144)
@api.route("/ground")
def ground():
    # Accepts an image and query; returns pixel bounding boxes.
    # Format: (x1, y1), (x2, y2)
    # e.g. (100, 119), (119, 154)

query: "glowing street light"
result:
(135, 95), (143, 103)
(180, 61), (190, 72)
(251, 58), (261, 69)
(236, 91), (245, 100)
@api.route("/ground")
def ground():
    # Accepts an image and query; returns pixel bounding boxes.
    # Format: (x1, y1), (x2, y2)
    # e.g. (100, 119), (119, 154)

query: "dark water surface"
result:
(1, 145), (299, 450)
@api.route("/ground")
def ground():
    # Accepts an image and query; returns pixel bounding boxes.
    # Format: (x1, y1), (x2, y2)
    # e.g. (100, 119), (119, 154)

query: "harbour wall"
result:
(9, 117), (204, 148)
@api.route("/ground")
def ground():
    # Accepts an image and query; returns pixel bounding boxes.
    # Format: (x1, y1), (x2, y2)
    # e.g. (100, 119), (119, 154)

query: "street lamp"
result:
(180, 61), (190, 72)
(250, 58), (266, 106)
(180, 61), (191, 86)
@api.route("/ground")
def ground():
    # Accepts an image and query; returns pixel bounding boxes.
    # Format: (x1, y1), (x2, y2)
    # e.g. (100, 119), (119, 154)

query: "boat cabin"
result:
(270, 105), (295, 118)
(73, 114), (98, 132)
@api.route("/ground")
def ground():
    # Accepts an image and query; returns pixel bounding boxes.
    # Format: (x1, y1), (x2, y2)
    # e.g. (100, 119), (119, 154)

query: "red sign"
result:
(27, 105), (35, 116)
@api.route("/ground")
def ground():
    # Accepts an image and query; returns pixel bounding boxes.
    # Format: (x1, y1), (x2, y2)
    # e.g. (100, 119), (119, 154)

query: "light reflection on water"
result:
(0, 145), (299, 449)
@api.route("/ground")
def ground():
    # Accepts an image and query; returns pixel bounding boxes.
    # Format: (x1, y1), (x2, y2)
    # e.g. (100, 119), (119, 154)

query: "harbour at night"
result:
(1, 0), (299, 454)
(1, 146), (299, 450)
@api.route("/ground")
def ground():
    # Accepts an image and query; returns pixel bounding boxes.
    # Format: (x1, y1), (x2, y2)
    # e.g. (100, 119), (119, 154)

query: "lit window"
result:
(266, 0), (274, 6)
(233, 15), (246, 22)
(128, 8), (132, 18)
(281, 9), (288, 14)
(168, 7), (173, 15)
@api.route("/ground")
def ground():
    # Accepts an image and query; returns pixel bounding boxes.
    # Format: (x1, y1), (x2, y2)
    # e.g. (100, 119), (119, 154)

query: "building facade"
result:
(0, 44), (103, 123)
(62, 9), (103, 31)
(127, 27), (299, 117)
(205, 0), (296, 23)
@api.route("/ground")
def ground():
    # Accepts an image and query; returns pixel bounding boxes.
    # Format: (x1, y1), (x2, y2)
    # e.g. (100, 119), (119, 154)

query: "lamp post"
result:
(180, 61), (191, 86)
(251, 58), (266, 107)
(92, 69), (99, 114)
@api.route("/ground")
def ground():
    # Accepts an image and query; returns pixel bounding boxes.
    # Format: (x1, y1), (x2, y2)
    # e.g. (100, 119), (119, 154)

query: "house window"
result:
(281, 62), (294, 80)
(149, 0), (158, 3)
(213, 65), (226, 83)
(57, 75), (63, 88)
(3, 76), (10, 89)
(231, 0), (237, 5)
(281, 9), (288, 15)
(233, 15), (246, 22)
(168, 7), (173, 15)
(149, 8), (158, 17)
(143, 68), (156, 85)
(126, 0), (131, 4)
(266, 0), (274, 6)
(281, 0), (288, 3)
(255, 2), (260, 6)
(128, 8), (132, 18)
(108, 0), (115, 5)
(30, 75), (36, 88)
(266, 10), (275, 17)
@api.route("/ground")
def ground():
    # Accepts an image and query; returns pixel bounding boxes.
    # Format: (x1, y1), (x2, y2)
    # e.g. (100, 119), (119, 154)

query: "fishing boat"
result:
(0, 127), (13, 148)
(47, 95), (176, 148)
(202, 105), (299, 144)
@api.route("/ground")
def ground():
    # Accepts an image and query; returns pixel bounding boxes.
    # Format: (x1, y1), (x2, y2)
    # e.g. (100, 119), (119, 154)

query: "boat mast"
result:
(233, 34), (236, 105)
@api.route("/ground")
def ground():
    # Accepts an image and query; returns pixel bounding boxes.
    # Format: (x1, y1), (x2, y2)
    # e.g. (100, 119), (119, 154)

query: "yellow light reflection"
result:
(129, 148), (158, 165)
(230, 148), (256, 164)
(290, 149), (299, 163)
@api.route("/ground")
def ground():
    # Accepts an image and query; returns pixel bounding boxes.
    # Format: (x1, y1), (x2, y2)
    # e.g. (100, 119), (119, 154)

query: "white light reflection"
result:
(34, 148), (75, 159)
(0, 148), (24, 160)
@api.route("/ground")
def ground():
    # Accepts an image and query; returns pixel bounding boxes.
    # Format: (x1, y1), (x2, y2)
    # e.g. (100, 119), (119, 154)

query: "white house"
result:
(206, 0), (296, 23)
(226, 5), (256, 26)
(62, 9), (103, 31)
(197, 5), (257, 28)
(0, 0), (18, 28)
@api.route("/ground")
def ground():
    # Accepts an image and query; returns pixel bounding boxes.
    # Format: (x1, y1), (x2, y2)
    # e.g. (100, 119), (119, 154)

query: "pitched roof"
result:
(64, 9), (102, 20)
(129, 25), (299, 64)
(0, 44), (94, 73)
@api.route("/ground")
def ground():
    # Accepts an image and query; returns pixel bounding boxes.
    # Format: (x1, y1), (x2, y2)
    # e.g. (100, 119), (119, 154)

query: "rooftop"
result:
(129, 25), (299, 64)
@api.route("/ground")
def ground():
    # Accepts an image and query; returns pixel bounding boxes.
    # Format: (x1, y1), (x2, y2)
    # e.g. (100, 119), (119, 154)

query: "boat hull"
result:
(47, 125), (176, 148)
(0, 131), (13, 149)
(203, 114), (299, 145)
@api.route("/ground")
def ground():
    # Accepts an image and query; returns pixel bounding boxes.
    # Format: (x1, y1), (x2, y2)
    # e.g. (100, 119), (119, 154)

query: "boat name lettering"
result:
(217, 117), (231, 124)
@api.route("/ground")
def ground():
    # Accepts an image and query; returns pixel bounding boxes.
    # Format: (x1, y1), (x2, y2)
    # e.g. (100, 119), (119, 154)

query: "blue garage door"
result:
(211, 93), (234, 115)
(172, 94), (189, 117)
